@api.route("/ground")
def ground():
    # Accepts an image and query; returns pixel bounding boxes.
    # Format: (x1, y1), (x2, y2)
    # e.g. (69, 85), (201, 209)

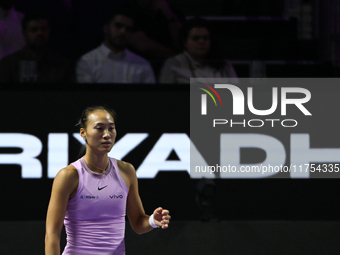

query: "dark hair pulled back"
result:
(77, 106), (117, 129)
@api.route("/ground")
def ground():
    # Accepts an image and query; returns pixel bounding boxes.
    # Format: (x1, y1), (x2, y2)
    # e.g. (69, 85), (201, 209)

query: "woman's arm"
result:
(118, 161), (170, 234)
(45, 166), (78, 255)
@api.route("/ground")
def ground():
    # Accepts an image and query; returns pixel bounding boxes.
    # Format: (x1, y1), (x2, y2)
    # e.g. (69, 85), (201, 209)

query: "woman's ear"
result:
(80, 128), (86, 140)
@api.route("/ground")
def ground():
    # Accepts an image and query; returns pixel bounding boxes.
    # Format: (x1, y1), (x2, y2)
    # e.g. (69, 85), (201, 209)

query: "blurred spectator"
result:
(0, 13), (74, 83)
(0, 0), (25, 59)
(15, 0), (73, 57)
(159, 17), (238, 84)
(76, 9), (155, 83)
(125, 0), (184, 61)
(71, 0), (123, 36)
(66, 0), (125, 59)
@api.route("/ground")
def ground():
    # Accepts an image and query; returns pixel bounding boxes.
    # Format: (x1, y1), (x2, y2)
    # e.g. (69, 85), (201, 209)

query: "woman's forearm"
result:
(45, 233), (61, 255)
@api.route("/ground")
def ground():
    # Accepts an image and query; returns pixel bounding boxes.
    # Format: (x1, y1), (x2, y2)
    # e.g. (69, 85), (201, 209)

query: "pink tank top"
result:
(62, 157), (128, 255)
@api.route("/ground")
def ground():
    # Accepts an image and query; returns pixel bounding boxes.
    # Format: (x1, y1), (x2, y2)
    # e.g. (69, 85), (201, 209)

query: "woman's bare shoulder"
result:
(116, 160), (138, 182)
(54, 164), (79, 187)
(117, 160), (135, 174)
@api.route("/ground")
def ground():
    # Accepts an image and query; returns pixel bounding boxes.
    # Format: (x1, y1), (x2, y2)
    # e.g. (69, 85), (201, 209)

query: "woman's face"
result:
(81, 110), (116, 154)
(184, 27), (210, 59)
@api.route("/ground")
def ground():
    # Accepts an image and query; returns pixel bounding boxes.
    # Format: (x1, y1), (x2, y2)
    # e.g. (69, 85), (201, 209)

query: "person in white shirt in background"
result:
(76, 9), (155, 84)
(159, 17), (238, 84)
(0, 0), (25, 60)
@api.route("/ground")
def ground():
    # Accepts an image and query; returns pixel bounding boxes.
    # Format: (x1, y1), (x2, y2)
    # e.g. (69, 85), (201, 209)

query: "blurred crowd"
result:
(0, 0), (239, 83)
(3, 0), (338, 83)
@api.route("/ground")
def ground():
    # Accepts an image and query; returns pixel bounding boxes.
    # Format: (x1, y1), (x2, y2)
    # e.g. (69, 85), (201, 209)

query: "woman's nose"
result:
(103, 129), (111, 138)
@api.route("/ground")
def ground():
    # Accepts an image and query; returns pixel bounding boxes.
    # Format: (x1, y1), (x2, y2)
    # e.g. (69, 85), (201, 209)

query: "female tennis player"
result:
(45, 106), (170, 255)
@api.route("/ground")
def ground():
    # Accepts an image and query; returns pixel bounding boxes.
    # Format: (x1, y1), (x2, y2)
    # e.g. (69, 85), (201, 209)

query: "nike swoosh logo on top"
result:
(98, 185), (108, 190)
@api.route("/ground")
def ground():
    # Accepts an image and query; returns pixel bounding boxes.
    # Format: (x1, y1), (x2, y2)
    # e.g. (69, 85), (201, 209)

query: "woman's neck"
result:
(83, 153), (109, 174)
